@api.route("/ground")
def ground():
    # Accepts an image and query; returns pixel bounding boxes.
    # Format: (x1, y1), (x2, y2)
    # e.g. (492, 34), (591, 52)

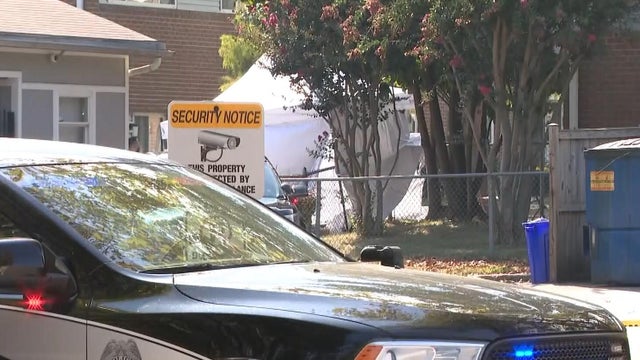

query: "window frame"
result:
(0, 210), (29, 239)
(98, 0), (177, 9)
(54, 88), (96, 145)
(98, 0), (235, 12)
(219, 0), (235, 13)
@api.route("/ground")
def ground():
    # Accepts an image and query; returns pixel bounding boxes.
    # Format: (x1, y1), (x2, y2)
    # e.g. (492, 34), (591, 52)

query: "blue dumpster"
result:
(522, 218), (550, 284)
(585, 138), (640, 285)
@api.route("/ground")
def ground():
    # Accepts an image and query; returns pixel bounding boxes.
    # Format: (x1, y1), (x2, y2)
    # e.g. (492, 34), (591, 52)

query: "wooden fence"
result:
(548, 124), (640, 282)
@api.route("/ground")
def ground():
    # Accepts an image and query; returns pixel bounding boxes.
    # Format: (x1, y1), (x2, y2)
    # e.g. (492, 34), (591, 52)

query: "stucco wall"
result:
(0, 52), (125, 86)
(1, 51), (127, 147)
(22, 89), (54, 140)
(96, 92), (126, 148)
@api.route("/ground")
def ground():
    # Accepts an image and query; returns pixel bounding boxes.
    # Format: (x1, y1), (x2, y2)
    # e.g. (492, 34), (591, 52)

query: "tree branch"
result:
(492, 19), (501, 87)
(445, 37), (497, 108)
(518, 18), (535, 93)
(534, 52), (570, 103)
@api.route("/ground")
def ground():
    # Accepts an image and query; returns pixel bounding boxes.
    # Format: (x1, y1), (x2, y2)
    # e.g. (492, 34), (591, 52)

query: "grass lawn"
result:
(320, 219), (530, 277)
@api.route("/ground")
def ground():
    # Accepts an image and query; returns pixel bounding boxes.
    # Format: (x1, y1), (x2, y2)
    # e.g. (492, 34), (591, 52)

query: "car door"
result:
(0, 305), (86, 360)
(87, 323), (211, 360)
(0, 211), (87, 360)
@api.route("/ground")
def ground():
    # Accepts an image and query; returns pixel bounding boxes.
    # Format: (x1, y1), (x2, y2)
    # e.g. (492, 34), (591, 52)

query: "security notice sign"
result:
(167, 101), (264, 199)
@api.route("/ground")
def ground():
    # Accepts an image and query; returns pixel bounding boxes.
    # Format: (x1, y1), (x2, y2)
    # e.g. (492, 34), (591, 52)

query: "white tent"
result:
(213, 56), (415, 177)
(214, 56), (425, 223)
(214, 56), (330, 176)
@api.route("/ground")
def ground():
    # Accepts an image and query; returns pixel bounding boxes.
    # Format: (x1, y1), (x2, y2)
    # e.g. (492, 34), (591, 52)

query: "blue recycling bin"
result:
(522, 218), (550, 284)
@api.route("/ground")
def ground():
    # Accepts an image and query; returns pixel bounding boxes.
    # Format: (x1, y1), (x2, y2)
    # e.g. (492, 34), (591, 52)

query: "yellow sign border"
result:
(168, 101), (264, 129)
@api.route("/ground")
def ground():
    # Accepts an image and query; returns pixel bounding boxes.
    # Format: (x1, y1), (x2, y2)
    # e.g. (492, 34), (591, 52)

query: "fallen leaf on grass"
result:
(405, 257), (529, 277)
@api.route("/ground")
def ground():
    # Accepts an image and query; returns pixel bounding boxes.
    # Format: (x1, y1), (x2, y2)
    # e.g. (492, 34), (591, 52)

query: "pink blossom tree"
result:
(419, 0), (639, 243)
(238, 0), (408, 235)
(236, 0), (638, 241)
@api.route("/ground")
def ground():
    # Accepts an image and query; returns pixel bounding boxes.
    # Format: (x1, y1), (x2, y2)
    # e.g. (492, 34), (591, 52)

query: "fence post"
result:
(488, 172), (495, 254)
(314, 180), (322, 237)
(539, 172), (544, 218)
(548, 123), (559, 283)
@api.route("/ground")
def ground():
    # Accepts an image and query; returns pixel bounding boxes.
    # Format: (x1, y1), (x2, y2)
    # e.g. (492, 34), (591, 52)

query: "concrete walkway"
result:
(525, 282), (640, 358)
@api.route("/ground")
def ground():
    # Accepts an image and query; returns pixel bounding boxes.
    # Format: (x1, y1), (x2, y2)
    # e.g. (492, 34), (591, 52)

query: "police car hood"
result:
(173, 262), (622, 338)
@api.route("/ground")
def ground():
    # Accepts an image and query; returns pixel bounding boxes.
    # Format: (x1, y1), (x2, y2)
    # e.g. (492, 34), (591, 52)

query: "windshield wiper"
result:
(139, 259), (312, 274)
(268, 259), (312, 265)
(140, 262), (253, 274)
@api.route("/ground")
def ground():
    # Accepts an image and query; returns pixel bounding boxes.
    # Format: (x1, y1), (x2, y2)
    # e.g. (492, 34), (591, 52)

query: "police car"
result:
(0, 138), (630, 359)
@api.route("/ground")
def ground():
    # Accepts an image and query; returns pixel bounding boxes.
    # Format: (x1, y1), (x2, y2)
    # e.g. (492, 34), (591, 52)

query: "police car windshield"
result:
(1, 163), (344, 272)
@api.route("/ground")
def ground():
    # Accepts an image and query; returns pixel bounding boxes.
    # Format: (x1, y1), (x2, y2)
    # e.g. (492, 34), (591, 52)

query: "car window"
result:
(263, 161), (283, 198)
(0, 211), (29, 239)
(0, 163), (343, 272)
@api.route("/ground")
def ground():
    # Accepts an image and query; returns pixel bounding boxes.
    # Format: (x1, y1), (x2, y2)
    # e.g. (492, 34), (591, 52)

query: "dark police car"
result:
(0, 138), (630, 359)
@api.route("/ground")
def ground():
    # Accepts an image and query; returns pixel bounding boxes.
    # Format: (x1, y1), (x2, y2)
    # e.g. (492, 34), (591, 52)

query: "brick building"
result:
(571, 35), (640, 129)
(61, 0), (236, 152)
(417, 32), (640, 151)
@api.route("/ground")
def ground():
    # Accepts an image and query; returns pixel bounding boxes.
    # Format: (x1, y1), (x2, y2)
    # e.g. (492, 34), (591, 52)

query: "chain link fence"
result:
(283, 172), (549, 251)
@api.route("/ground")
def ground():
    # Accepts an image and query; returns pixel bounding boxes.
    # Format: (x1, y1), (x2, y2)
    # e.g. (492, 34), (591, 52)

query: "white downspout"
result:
(77, 0), (84, 9)
(128, 57), (162, 77)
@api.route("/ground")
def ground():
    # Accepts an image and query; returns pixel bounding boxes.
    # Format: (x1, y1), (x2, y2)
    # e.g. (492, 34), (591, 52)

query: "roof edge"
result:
(0, 32), (170, 57)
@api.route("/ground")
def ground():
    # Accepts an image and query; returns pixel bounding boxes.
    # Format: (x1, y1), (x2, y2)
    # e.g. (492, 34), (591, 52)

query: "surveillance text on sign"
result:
(188, 163), (256, 194)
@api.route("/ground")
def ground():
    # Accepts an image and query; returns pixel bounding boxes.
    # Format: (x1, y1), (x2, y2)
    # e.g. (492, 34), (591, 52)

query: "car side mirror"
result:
(0, 238), (78, 312)
(281, 184), (293, 195)
(291, 184), (309, 197)
(282, 183), (309, 197)
(359, 245), (404, 268)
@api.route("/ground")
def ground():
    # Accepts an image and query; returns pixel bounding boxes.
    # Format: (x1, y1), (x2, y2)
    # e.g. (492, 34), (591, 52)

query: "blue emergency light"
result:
(513, 345), (534, 358)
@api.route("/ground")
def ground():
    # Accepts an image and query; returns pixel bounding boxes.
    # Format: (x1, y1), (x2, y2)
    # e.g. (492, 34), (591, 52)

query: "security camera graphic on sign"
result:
(198, 130), (241, 162)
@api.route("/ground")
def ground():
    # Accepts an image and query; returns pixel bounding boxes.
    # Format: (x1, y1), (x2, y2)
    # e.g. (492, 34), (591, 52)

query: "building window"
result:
(99, 0), (176, 8)
(221, 0), (235, 12)
(131, 115), (150, 153)
(99, 0), (234, 12)
(59, 97), (90, 144)
(56, 89), (95, 144)
(0, 211), (28, 239)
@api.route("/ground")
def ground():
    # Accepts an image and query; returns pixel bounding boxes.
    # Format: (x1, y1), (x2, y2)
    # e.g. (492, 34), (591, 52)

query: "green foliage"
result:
(424, 0), (638, 106)
(416, 0), (638, 242)
(236, 0), (414, 235)
(218, 34), (262, 91)
(234, 0), (638, 239)
(236, 0), (396, 114)
(296, 195), (317, 231)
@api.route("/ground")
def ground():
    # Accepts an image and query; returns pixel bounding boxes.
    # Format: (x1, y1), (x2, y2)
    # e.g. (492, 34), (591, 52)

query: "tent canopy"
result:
(214, 56), (329, 176)
(214, 56), (425, 223)
(213, 56), (415, 177)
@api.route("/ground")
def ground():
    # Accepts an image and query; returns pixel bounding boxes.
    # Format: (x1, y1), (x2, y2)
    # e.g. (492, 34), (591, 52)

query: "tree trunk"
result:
(495, 106), (545, 243)
(412, 83), (445, 220)
(445, 87), (480, 221)
(361, 182), (375, 235)
(330, 86), (386, 236)
(425, 68), (460, 220)
(462, 99), (489, 222)
(448, 88), (466, 173)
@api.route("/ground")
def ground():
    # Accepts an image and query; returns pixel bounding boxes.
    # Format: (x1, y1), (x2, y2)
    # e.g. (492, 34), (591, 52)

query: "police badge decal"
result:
(100, 339), (142, 360)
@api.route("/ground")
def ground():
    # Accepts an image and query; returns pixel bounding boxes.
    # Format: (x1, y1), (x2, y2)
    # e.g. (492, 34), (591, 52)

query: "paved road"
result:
(527, 283), (640, 358)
